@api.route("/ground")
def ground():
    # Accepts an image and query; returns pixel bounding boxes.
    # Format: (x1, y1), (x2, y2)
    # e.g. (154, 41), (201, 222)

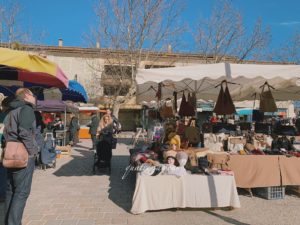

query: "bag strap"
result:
(3, 112), (13, 138)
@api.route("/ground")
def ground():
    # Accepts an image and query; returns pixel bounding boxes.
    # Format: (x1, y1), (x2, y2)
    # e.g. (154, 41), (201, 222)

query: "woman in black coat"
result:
(96, 114), (114, 170)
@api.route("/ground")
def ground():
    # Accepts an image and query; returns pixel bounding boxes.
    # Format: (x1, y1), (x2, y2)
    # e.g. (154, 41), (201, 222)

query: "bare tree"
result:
(0, 0), (23, 47)
(194, 1), (271, 63)
(85, 0), (185, 117)
(0, 0), (47, 49)
(269, 32), (300, 64)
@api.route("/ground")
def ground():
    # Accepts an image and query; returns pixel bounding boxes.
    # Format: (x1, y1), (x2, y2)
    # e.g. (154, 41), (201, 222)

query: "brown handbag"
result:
(2, 113), (28, 168)
(259, 82), (277, 113)
(214, 81), (236, 115)
(3, 142), (28, 168)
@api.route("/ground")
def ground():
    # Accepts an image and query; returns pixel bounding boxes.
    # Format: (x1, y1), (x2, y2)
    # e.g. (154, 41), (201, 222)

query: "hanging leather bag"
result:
(214, 81), (236, 115)
(2, 113), (28, 168)
(159, 99), (174, 119)
(179, 92), (195, 117)
(259, 83), (277, 112)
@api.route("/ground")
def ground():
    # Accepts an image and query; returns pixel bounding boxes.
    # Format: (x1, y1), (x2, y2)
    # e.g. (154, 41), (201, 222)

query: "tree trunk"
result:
(112, 102), (121, 119)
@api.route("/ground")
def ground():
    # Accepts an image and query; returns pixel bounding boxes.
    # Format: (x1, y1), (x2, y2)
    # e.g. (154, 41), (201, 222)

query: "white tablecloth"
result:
(131, 174), (241, 214)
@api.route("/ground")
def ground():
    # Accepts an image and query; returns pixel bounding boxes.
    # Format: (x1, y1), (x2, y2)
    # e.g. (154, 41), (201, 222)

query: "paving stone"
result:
(94, 218), (112, 225)
(44, 220), (62, 225)
(26, 214), (44, 220)
(42, 215), (57, 221)
(77, 219), (96, 225)
(28, 220), (46, 225)
(111, 217), (127, 224)
(60, 220), (79, 225)
(56, 213), (75, 219)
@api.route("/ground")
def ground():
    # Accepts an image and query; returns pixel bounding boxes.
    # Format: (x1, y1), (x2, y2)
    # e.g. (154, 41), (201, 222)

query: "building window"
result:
(103, 65), (133, 79)
(103, 86), (129, 96)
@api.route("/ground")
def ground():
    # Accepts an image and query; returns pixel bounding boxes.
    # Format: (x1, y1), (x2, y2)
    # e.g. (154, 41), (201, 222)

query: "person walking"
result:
(69, 113), (79, 146)
(96, 114), (114, 170)
(3, 88), (38, 225)
(88, 112), (100, 150)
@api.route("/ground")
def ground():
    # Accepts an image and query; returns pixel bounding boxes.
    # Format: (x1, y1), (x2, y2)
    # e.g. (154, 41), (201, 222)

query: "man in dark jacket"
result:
(88, 112), (100, 150)
(3, 88), (38, 225)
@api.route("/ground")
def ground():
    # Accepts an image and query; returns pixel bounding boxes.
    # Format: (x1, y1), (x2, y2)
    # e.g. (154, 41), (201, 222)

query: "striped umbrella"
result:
(0, 47), (68, 88)
(0, 80), (88, 103)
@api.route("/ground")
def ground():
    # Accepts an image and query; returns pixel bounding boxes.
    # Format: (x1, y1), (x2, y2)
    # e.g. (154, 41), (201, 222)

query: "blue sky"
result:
(3, 0), (300, 50)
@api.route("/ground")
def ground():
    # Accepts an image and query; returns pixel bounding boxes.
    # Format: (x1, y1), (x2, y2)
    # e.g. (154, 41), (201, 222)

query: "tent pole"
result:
(194, 81), (197, 119)
(253, 93), (256, 109)
(64, 108), (67, 146)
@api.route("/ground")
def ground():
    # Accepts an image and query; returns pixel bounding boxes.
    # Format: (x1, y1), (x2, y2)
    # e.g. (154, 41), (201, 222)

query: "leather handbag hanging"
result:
(159, 98), (174, 119)
(178, 92), (195, 117)
(2, 113), (28, 168)
(188, 92), (197, 110)
(259, 83), (277, 112)
(213, 81), (236, 115)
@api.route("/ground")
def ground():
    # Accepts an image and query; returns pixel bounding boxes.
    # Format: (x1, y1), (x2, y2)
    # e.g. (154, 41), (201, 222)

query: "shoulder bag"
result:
(2, 113), (28, 168)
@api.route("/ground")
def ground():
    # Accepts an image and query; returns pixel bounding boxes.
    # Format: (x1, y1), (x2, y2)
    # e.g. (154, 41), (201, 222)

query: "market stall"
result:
(132, 62), (300, 206)
(36, 100), (79, 146)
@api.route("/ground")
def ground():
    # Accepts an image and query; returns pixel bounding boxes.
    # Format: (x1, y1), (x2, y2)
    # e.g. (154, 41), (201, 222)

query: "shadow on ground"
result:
(52, 139), (136, 212)
(203, 210), (250, 225)
(53, 148), (96, 176)
(108, 156), (136, 212)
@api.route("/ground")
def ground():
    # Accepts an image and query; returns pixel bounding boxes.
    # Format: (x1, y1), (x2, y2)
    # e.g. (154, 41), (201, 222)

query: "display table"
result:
(279, 156), (300, 186)
(131, 174), (240, 214)
(228, 155), (281, 188)
(228, 155), (300, 188)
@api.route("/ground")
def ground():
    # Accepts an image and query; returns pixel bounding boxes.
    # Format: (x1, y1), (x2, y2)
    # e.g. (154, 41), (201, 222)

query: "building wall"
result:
(46, 55), (105, 99)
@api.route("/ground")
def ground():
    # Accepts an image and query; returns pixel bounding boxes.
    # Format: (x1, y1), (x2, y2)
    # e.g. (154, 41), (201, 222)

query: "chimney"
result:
(167, 44), (172, 53)
(58, 38), (63, 47)
(96, 41), (100, 48)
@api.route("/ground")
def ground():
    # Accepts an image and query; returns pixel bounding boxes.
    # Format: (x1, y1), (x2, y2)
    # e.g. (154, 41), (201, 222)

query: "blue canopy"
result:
(0, 80), (88, 103)
(62, 80), (88, 103)
(236, 108), (253, 116)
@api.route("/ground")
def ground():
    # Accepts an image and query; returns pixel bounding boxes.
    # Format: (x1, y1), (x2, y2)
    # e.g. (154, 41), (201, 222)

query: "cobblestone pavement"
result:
(1, 138), (300, 225)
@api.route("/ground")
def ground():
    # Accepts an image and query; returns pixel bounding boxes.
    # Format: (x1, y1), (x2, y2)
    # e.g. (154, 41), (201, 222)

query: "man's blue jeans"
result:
(0, 164), (6, 200)
(5, 157), (35, 225)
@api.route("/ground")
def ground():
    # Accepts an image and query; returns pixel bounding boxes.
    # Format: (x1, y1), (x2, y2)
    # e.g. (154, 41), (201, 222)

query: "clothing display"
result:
(184, 126), (200, 144)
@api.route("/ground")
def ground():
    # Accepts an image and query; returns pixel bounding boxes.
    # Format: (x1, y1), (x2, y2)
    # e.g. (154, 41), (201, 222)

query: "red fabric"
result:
(43, 113), (54, 124)
(210, 116), (218, 123)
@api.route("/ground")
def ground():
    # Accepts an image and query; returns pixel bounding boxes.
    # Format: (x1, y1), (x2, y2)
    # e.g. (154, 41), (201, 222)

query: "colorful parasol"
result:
(0, 80), (88, 103)
(0, 47), (68, 88)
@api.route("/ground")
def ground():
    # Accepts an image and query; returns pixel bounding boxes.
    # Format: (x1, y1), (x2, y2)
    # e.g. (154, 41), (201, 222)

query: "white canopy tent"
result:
(136, 63), (300, 103)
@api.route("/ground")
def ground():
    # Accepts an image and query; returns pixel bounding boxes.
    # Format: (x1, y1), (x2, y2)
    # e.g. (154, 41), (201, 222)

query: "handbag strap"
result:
(3, 112), (13, 139)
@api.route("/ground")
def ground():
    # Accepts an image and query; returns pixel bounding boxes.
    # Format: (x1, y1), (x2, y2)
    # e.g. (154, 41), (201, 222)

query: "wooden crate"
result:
(56, 145), (72, 155)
